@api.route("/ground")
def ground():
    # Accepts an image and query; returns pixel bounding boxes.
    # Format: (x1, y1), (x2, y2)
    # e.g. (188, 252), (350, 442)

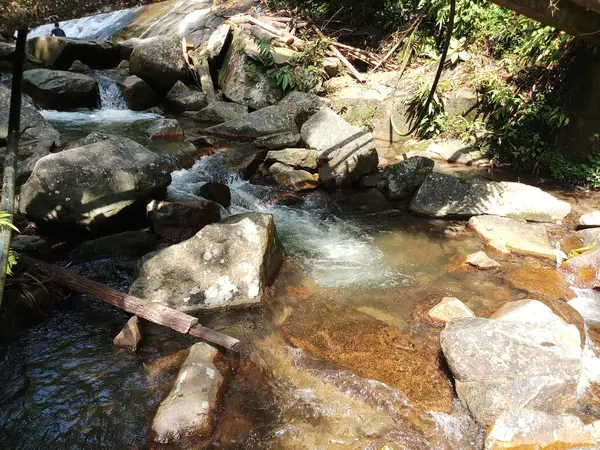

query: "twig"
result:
(313, 25), (365, 83)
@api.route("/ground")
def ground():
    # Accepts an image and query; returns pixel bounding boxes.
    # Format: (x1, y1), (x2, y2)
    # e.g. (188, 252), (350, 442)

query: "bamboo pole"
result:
(312, 25), (365, 83)
(19, 255), (240, 350)
(0, 29), (27, 312)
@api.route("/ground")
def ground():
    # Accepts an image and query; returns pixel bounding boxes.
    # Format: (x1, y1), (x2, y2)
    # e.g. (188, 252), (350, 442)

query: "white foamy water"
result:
(168, 154), (409, 289)
(27, 9), (139, 39)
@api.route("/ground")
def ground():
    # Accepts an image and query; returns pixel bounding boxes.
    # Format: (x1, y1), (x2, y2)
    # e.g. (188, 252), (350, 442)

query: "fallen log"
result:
(19, 255), (240, 351)
(313, 25), (365, 83)
(189, 50), (217, 103)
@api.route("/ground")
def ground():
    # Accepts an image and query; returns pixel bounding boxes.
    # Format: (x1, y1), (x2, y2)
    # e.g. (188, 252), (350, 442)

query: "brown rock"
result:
(281, 303), (454, 412)
(273, 170), (319, 192)
(504, 267), (576, 301)
(199, 182), (231, 208)
(113, 316), (142, 352)
(562, 247), (600, 289)
(147, 200), (221, 243)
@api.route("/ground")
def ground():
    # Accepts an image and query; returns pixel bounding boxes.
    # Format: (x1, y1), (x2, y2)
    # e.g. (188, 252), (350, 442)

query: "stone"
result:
(577, 228), (600, 247)
(428, 297), (475, 322)
(465, 251), (500, 269)
(424, 140), (476, 164)
(338, 189), (392, 213)
(221, 42), (283, 110)
(193, 101), (248, 124)
(10, 235), (51, 257)
(26, 37), (132, 70)
(273, 170), (318, 192)
(268, 162), (293, 176)
(118, 75), (157, 111)
(129, 35), (189, 94)
(163, 81), (208, 113)
(484, 409), (599, 450)
(130, 213), (284, 312)
(23, 69), (100, 110)
(301, 108), (379, 188)
(145, 118), (184, 141)
(222, 147), (267, 179)
(278, 91), (328, 127)
(281, 303), (454, 412)
(205, 24), (232, 61)
(410, 173), (571, 222)
(19, 134), (171, 227)
(383, 156), (434, 201)
(146, 200), (221, 244)
(360, 172), (384, 189)
(441, 300), (583, 426)
(117, 60), (130, 70)
(265, 148), (319, 171)
(69, 231), (158, 263)
(504, 267), (575, 300)
(150, 343), (225, 448)
(113, 316), (142, 352)
(469, 215), (556, 260)
(580, 211), (600, 227)
(199, 182), (231, 208)
(206, 105), (298, 141)
(253, 131), (301, 150)
(68, 60), (91, 73)
(562, 247), (600, 289)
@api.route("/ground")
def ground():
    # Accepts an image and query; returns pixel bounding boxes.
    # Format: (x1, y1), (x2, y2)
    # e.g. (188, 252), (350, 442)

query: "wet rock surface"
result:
(113, 316), (143, 352)
(465, 251), (500, 269)
(504, 266), (575, 300)
(118, 75), (157, 111)
(199, 182), (231, 208)
(147, 200), (221, 244)
(146, 118), (184, 141)
(383, 156), (434, 201)
(23, 69), (100, 110)
(562, 246), (600, 289)
(130, 213), (284, 312)
(163, 81), (208, 113)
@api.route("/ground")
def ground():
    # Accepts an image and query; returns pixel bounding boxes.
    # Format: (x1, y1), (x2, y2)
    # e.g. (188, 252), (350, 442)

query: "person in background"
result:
(50, 22), (66, 37)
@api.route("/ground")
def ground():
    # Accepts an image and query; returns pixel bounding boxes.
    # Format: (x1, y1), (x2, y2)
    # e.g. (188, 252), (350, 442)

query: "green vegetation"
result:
(0, 211), (18, 275)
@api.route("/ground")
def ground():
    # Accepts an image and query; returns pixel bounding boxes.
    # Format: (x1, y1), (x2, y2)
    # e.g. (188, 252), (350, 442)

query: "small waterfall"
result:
(27, 9), (139, 39)
(93, 71), (127, 110)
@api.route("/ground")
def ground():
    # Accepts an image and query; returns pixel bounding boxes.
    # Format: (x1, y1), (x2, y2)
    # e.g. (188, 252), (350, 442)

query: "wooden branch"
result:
(373, 39), (403, 71)
(19, 255), (240, 351)
(230, 14), (302, 46)
(313, 25), (365, 83)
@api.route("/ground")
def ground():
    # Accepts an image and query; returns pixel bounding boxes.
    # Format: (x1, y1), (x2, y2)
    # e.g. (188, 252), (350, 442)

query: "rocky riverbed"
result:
(1, 5), (600, 449)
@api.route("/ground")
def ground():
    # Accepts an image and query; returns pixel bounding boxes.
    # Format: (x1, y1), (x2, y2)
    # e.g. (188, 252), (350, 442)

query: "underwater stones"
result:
(23, 69), (100, 110)
(465, 251), (500, 269)
(265, 148), (319, 171)
(301, 108), (379, 188)
(562, 246), (600, 289)
(383, 156), (434, 201)
(273, 169), (318, 192)
(163, 81), (208, 113)
(484, 409), (600, 450)
(468, 215), (556, 260)
(441, 300), (583, 426)
(428, 297), (475, 323)
(150, 343), (226, 448)
(130, 213), (284, 312)
(146, 200), (221, 244)
(199, 182), (231, 208)
(19, 134), (171, 227)
(193, 101), (248, 124)
(504, 267), (575, 300)
(118, 75), (157, 111)
(69, 230), (158, 263)
(409, 173), (571, 222)
(145, 118), (184, 141)
(281, 303), (454, 413)
(113, 316), (142, 352)
(580, 211), (600, 227)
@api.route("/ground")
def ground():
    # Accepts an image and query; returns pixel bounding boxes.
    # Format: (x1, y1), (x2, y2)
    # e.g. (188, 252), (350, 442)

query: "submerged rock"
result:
(441, 300), (582, 426)
(383, 156), (434, 201)
(130, 213), (284, 312)
(301, 108), (379, 188)
(265, 148), (319, 171)
(118, 75), (157, 111)
(206, 105), (298, 141)
(69, 230), (158, 263)
(146, 118), (184, 141)
(129, 35), (189, 94)
(151, 343), (226, 448)
(23, 69), (100, 110)
(469, 215), (556, 260)
(163, 81), (207, 113)
(465, 251), (500, 270)
(113, 316), (142, 352)
(428, 297), (475, 323)
(484, 409), (599, 450)
(19, 134), (171, 227)
(147, 200), (221, 244)
(193, 101), (248, 124)
(562, 246), (600, 289)
(410, 173), (571, 222)
(504, 267), (575, 300)
(580, 211), (600, 227)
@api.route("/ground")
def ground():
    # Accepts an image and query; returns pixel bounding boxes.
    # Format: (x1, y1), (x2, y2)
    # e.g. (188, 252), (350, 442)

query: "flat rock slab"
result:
(151, 343), (225, 448)
(469, 215), (556, 260)
(580, 211), (600, 227)
(504, 267), (575, 300)
(410, 173), (571, 222)
(441, 300), (582, 426)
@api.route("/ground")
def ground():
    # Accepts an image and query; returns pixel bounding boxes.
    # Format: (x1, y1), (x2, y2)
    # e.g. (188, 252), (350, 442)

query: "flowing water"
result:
(2, 69), (600, 447)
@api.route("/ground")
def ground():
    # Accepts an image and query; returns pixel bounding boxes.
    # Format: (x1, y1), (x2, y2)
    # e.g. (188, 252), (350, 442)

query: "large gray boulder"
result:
(26, 37), (132, 70)
(441, 300), (582, 426)
(129, 36), (189, 95)
(410, 173), (571, 222)
(205, 105), (297, 141)
(163, 81), (207, 113)
(150, 343), (225, 448)
(193, 101), (248, 124)
(118, 75), (157, 111)
(383, 156), (434, 201)
(301, 108), (379, 188)
(19, 134), (171, 226)
(23, 69), (100, 110)
(129, 213), (284, 312)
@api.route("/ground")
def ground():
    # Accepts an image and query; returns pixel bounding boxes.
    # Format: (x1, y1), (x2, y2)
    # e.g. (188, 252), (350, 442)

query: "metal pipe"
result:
(0, 28), (28, 312)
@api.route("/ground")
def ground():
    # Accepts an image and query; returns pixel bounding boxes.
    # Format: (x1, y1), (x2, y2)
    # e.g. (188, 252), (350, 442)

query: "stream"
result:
(2, 72), (600, 449)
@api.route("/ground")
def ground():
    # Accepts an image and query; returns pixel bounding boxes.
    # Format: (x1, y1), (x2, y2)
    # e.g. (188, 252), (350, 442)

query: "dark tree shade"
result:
(0, 0), (155, 32)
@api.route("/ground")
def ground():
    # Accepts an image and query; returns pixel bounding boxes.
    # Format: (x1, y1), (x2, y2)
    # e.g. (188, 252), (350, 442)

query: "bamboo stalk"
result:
(0, 29), (27, 312)
(19, 255), (240, 350)
(312, 25), (365, 83)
